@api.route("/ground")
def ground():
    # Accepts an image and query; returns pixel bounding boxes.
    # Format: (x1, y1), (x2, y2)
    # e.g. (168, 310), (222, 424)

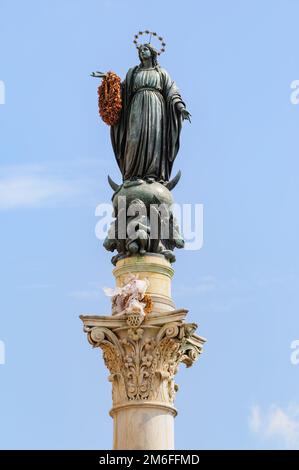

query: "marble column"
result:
(80, 254), (205, 450)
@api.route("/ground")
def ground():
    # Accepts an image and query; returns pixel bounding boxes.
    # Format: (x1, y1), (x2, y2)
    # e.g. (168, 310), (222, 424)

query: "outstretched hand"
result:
(181, 108), (191, 123)
(90, 71), (107, 79)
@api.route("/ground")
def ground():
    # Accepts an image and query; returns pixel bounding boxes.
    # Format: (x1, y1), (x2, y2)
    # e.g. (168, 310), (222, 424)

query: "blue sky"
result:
(0, 0), (299, 449)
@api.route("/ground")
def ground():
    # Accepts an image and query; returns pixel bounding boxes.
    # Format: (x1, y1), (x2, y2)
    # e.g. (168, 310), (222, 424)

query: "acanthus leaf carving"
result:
(81, 315), (205, 407)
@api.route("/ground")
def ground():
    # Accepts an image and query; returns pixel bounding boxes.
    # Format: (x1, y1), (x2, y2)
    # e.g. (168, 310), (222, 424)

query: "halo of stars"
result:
(133, 30), (166, 55)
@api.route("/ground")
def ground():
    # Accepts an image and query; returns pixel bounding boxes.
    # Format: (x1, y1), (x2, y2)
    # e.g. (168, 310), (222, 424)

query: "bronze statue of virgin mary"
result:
(91, 32), (190, 263)
(92, 33), (191, 184)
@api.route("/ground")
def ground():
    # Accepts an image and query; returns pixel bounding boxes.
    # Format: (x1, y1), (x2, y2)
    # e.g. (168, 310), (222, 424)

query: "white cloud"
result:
(0, 162), (101, 210)
(249, 404), (299, 449)
(0, 175), (78, 209)
(249, 405), (262, 433)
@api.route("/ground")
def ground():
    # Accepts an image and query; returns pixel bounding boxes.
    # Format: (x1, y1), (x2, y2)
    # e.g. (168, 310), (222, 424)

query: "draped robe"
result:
(110, 66), (185, 182)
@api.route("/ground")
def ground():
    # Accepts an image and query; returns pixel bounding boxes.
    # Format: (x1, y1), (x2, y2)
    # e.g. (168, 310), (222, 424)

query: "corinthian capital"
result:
(81, 309), (205, 409)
